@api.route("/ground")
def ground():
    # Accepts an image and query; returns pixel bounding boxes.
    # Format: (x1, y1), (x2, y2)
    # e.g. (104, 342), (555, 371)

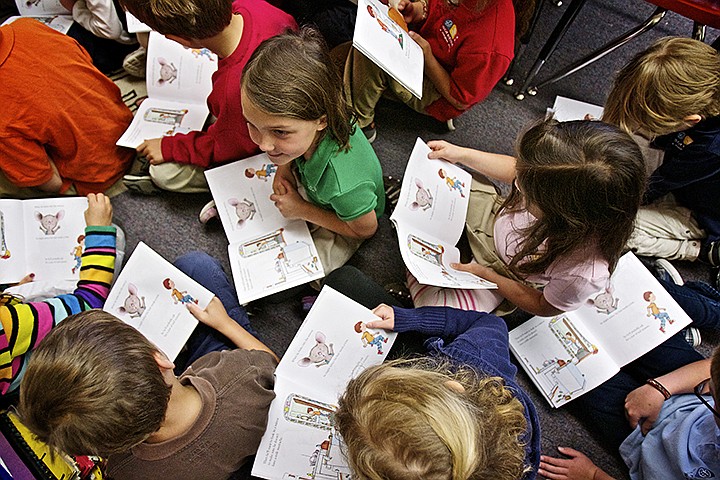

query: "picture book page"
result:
(103, 242), (214, 360)
(125, 12), (150, 33)
(116, 99), (211, 148)
(551, 96), (604, 122)
(276, 286), (397, 396)
(0, 200), (26, 283)
(22, 197), (88, 282)
(391, 138), (472, 244)
(14, 0), (67, 16)
(353, 0), (424, 99)
(509, 313), (619, 408)
(205, 155), (288, 244)
(2, 15), (73, 33)
(252, 379), (352, 480)
(228, 220), (324, 304)
(579, 253), (692, 365)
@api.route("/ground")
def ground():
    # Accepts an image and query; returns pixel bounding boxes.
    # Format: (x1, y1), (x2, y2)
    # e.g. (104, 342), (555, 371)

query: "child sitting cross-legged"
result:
(17, 253), (279, 480)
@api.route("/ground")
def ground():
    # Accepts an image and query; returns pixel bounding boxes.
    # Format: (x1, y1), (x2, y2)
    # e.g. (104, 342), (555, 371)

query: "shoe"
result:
(385, 282), (412, 306)
(700, 239), (720, 267)
(446, 118), (456, 131)
(198, 200), (219, 224)
(362, 122), (377, 143)
(123, 47), (147, 78)
(126, 155), (150, 177)
(383, 175), (401, 215)
(301, 295), (318, 313)
(652, 259), (684, 286)
(683, 327), (702, 347)
(123, 174), (161, 195)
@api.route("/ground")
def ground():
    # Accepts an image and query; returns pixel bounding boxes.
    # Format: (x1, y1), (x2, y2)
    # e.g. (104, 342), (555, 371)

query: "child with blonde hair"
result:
(408, 119), (645, 316)
(237, 28), (385, 274)
(326, 265), (540, 480)
(603, 37), (720, 266)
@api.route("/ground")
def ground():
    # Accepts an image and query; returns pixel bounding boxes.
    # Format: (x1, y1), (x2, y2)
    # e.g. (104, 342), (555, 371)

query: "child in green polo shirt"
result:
(239, 28), (385, 274)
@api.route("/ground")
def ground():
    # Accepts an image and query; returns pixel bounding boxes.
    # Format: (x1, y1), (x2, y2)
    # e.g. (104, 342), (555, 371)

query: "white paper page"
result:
(205, 155), (289, 244)
(21, 197), (87, 282)
(14, 0), (67, 16)
(0, 200), (27, 283)
(509, 313), (619, 408)
(125, 12), (151, 33)
(116, 99), (211, 148)
(353, 0), (424, 99)
(551, 96), (604, 122)
(103, 242), (214, 360)
(2, 15), (73, 33)
(146, 32), (217, 102)
(580, 253), (692, 365)
(391, 138), (472, 244)
(396, 222), (495, 289)
(228, 220), (324, 304)
(252, 380), (353, 480)
(276, 287), (397, 394)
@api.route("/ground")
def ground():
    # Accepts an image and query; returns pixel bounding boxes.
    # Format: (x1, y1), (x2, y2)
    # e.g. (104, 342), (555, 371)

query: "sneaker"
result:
(126, 154), (151, 177)
(123, 174), (161, 195)
(123, 47), (147, 78)
(198, 200), (219, 224)
(683, 327), (702, 347)
(301, 295), (318, 313)
(362, 122), (377, 143)
(383, 175), (401, 215)
(446, 118), (456, 131)
(700, 239), (720, 267)
(652, 259), (684, 286)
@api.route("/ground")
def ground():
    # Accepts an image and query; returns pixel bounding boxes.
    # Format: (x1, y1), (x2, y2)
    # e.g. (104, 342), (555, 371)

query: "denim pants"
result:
(570, 279), (720, 450)
(172, 251), (256, 373)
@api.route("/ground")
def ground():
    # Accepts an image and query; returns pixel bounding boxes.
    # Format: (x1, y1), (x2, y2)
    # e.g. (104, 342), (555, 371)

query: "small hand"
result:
(625, 383), (665, 435)
(137, 138), (165, 165)
(539, 447), (604, 480)
(408, 31), (432, 59)
(450, 262), (493, 280)
(186, 297), (232, 331)
(85, 193), (113, 227)
(396, 0), (421, 24)
(427, 140), (465, 164)
(272, 164), (296, 195)
(269, 178), (307, 220)
(367, 304), (395, 330)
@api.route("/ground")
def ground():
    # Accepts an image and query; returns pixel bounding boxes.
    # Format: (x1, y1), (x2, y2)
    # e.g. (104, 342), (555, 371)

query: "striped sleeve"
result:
(0, 226), (116, 395)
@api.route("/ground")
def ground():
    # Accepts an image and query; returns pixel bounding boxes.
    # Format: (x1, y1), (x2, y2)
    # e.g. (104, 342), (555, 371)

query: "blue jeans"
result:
(570, 280), (720, 450)
(172, 251), (256, 373)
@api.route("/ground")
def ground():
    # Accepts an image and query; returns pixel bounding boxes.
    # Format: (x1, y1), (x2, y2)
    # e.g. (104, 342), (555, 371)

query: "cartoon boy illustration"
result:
(644, 291), (674, 333)
(245, 164), (277, 181)
(71, 234), (85, 274)
(438, 169), (465, 197)
(354, 321), (388, 355)
(163, 278), (198, 305)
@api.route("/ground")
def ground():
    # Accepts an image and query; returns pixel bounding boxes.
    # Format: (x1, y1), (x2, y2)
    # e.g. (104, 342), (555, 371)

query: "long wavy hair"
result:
(502, 118), (645, 277)
(334, 358), (529, 480)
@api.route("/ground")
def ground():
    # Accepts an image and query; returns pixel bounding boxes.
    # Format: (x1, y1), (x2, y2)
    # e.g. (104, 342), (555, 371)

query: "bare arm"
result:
(427, 140), (516, 184)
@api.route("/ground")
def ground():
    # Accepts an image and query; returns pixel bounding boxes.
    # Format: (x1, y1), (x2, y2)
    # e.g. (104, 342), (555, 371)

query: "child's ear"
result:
(683, 114), (702, 126)
(153, 350), (175, 371)
(317, 115), (328, 131)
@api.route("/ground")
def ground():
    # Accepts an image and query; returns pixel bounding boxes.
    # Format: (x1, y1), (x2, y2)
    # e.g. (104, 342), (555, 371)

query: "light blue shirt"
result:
(620, 394), (720, 480)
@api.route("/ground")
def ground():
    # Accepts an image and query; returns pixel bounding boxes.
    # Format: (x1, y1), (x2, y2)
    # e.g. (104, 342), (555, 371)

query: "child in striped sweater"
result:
(0, 193), (116, 396)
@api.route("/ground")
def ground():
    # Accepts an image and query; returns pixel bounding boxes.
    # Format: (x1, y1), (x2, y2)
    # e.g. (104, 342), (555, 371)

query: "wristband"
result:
(646, 378), (671, 400)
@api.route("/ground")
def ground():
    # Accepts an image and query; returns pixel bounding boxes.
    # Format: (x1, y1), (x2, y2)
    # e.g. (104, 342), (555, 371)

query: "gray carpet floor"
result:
(108, 2), (719, 478)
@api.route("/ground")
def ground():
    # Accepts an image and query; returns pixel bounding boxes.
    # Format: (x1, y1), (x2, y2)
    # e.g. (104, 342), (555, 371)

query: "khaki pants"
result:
(337, 42), (442, 128)
(150, 162), (209, 193)
(627, 194), (705, 261)
(311, 225), (364, 278)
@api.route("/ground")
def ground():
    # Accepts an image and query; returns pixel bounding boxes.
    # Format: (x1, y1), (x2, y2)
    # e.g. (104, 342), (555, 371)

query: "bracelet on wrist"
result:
(646, 378), (671, 400)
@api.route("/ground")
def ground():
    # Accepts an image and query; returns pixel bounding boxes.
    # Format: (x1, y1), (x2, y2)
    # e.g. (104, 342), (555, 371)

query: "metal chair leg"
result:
(692, 22), (706, 41)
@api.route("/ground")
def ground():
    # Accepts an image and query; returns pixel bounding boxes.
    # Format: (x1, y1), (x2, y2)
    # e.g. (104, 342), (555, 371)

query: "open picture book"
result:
(0, 197), (88, 284)
(205, 155), (324, 304)
(3, 0), (74, 34)
(116, 32), (217, 148)
(252, 286), (397, 480)
(390, 138), (496, 289)
(509, 252), (692, 408)
(548, 95), (604, 122)
(103, 242), (214, 361)
(353, 0), (424, 99)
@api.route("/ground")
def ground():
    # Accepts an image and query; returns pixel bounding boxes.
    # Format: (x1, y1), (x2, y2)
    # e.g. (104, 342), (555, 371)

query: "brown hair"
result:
(503, 118), (645, 277)
(603, 37), (720, 137)
(334, 359), (529, 480)
(18, 310), (171, 456)
(241, 27), (354, 151)
(119, 0), (232, 39)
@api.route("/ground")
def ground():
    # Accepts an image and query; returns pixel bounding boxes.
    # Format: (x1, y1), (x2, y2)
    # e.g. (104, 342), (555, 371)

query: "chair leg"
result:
(531, 6), (667, 92)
